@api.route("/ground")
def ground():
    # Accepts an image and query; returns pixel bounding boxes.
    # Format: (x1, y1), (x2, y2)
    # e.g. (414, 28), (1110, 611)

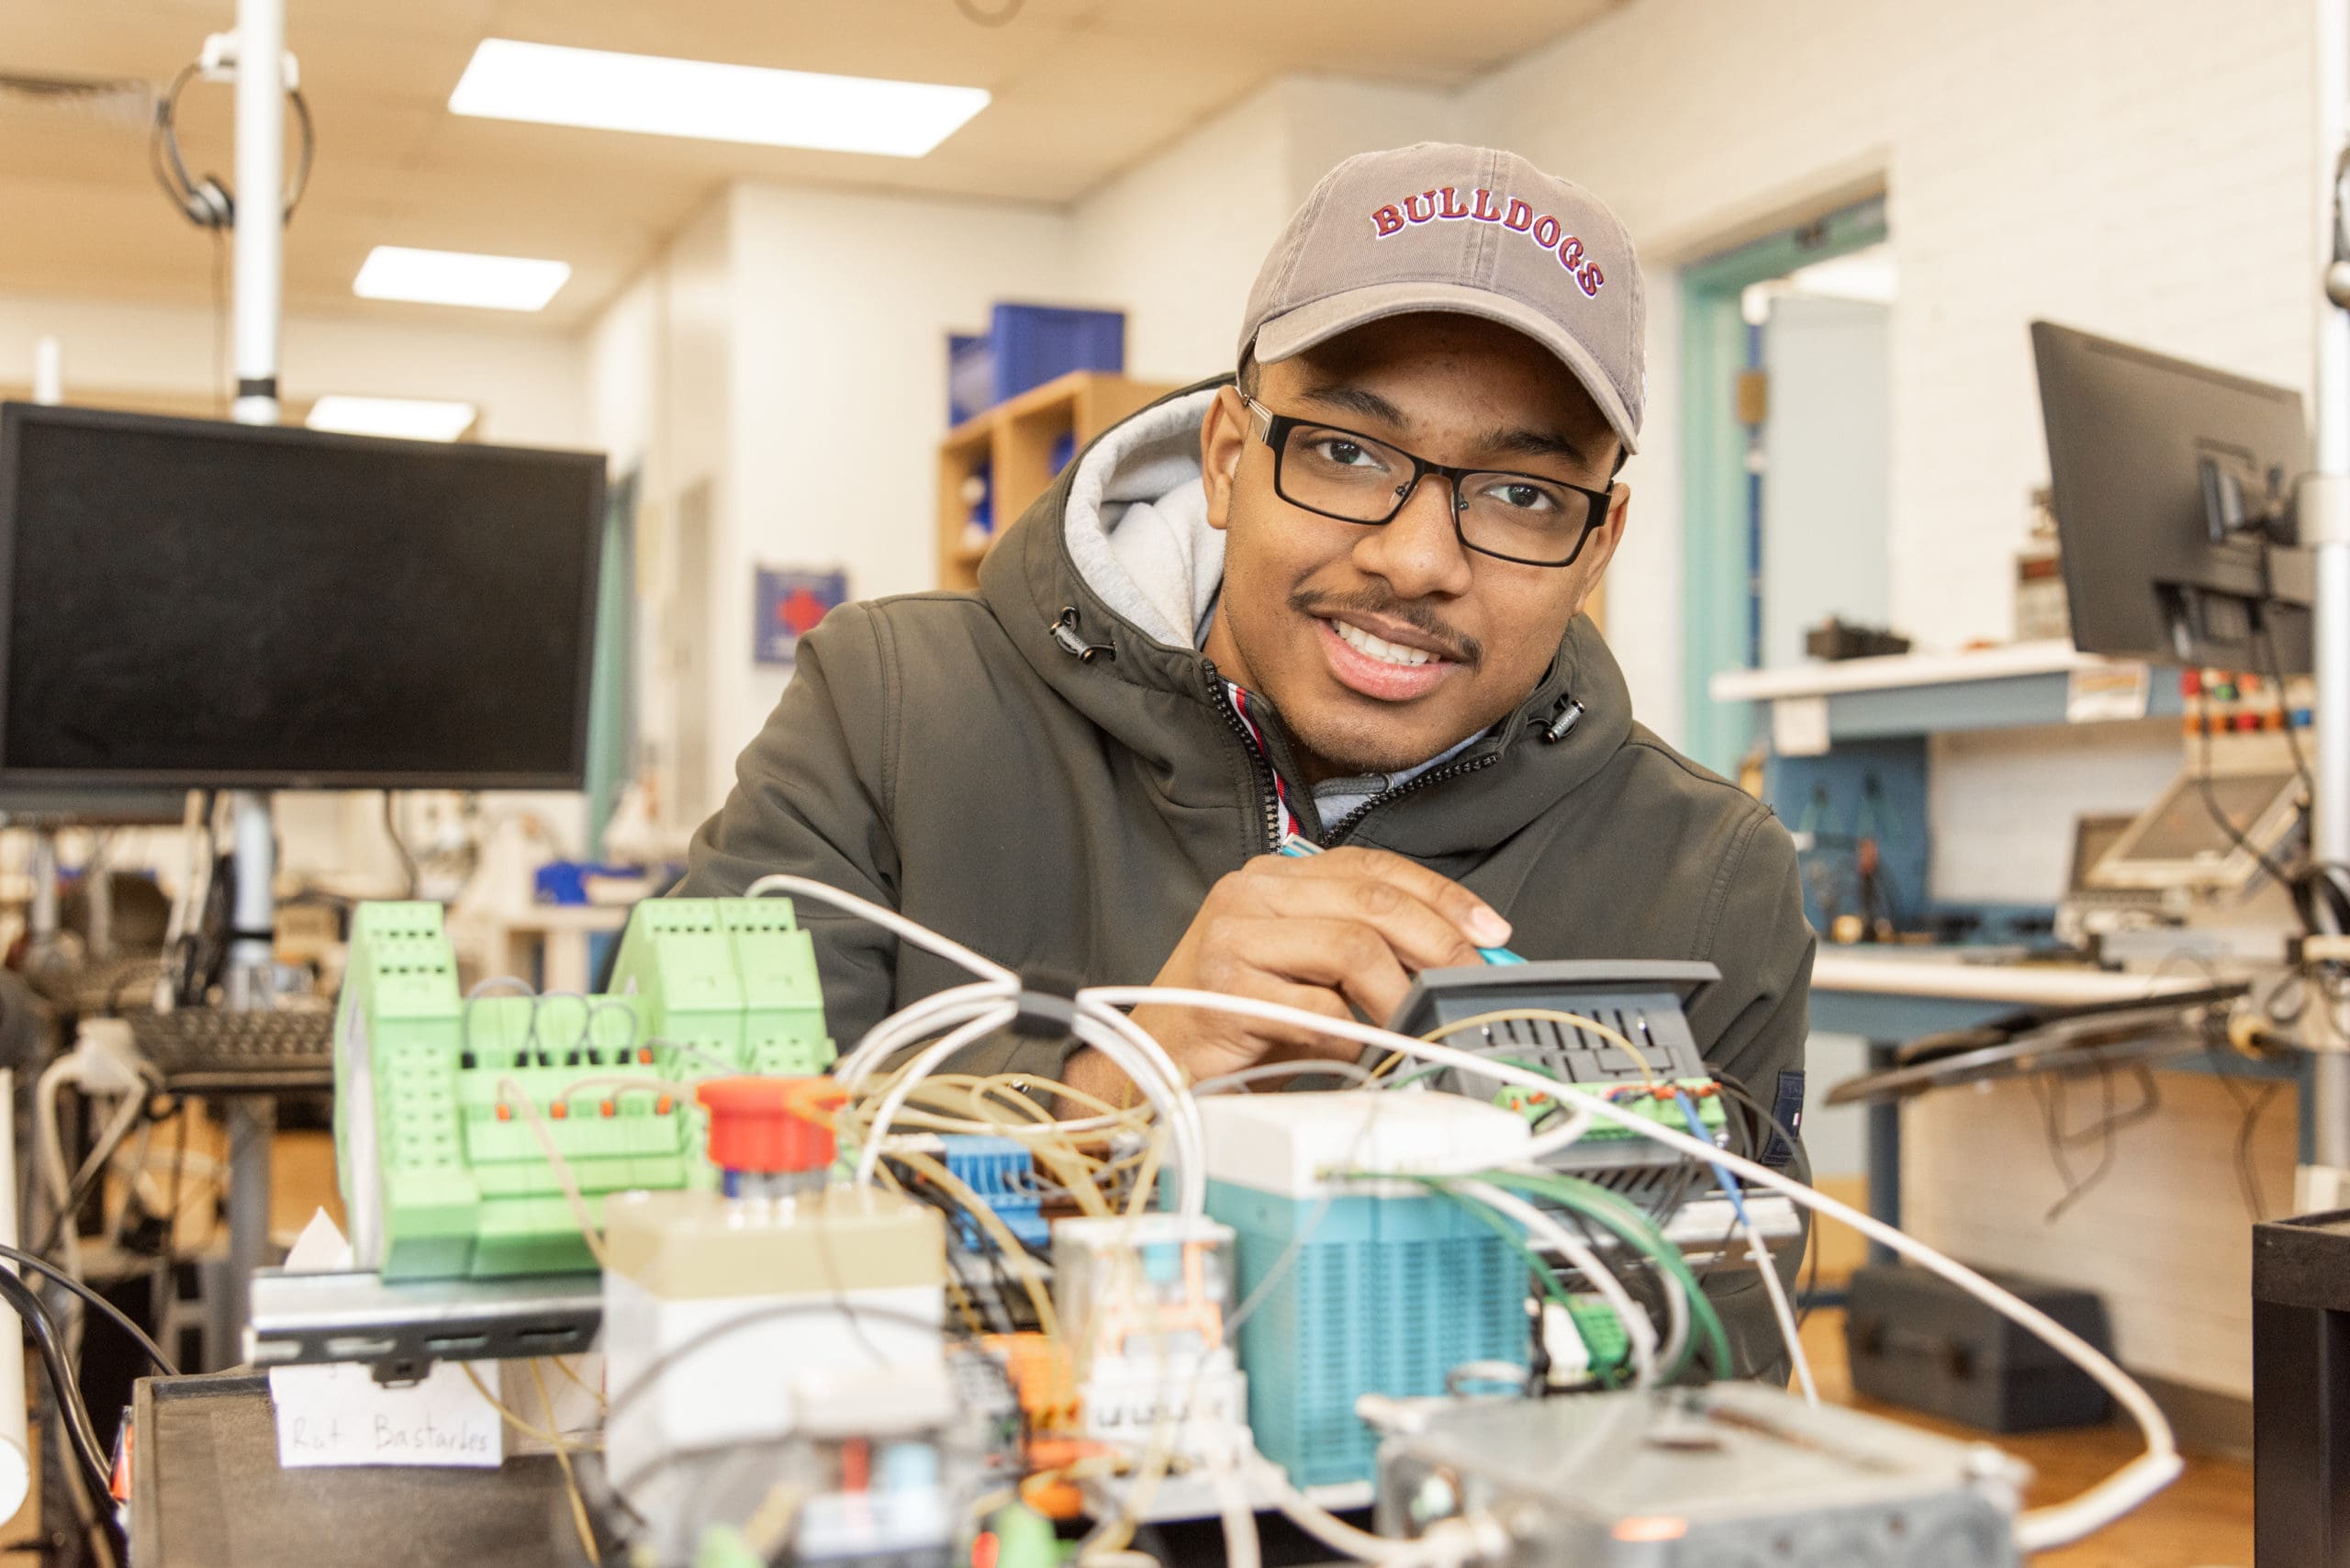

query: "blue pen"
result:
(1276, 834), (1525, 964)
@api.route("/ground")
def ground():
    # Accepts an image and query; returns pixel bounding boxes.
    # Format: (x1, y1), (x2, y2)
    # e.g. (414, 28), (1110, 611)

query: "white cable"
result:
(1651, 1244), (1692, 1376)
(754, 869), (1213, 1212)
(1450, 1179), (1655, 1389)
(744, 874), (1017, 987)
(1745, 1226), (1817, 1406)
(834, 980), (1019, 1090)
(852, 1004), (1020, 1189)
(1085, 984), (2181, 1551)
(34, 1058), (84, 1282)
(1071, 1002), (1207, 1215)
(1261, 1463), (1504, 1568)
(830, 987), (1205, 1213)
(1207, 1451), (1261, 1568)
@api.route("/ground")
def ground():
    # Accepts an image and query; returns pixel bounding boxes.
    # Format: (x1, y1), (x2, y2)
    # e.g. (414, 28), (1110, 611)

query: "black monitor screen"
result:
(0, 403), (605, 790)
(2032, 321), (2311, 672)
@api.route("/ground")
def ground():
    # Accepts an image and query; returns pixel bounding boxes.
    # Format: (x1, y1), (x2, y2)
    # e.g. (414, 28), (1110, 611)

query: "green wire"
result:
(1408, 1177), (1633, 1388)
(1382, 1170), (1663, 1391)
(1481, 1168), (1733, 1379)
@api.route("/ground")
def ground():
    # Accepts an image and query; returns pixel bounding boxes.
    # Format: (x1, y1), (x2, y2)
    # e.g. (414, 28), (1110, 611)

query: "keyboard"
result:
(129, 1007), (335, 1092)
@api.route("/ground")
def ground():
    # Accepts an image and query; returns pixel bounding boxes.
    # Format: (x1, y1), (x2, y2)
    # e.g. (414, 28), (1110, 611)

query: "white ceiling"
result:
(1, 0), (1617, 330)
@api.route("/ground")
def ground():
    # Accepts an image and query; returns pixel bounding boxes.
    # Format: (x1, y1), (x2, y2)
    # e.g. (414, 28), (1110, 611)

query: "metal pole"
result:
(229, 0), (283, 430)
(222, 0), (286, 1344)
(221, 1098), (275, 1357)
(2298, 0), (2350, 1211)
(223, 0), (284, 1006)
(224, 793), (276, 1009)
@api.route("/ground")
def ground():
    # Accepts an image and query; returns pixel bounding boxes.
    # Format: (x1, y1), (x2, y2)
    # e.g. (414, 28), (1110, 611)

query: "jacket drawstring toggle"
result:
(1540, 691), (1586, 744)
(1049, 607), (1115, 664)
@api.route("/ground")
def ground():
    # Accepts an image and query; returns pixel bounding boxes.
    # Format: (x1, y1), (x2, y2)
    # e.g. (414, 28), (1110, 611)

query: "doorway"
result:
(1678, 196), (1889, 776)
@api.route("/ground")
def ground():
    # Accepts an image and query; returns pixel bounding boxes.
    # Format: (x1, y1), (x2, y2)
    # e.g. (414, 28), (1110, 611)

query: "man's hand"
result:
(1067, 846), (1513, 1103)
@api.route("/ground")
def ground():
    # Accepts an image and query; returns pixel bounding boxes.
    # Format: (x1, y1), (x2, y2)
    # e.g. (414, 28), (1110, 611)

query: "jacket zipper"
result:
(1322, 751), (1501, 847)
(1200, 660), (1285, 855)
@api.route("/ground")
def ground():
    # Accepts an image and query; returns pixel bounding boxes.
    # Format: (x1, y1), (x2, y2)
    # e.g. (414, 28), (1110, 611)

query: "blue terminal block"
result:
(936, 1135), (1049, 1253)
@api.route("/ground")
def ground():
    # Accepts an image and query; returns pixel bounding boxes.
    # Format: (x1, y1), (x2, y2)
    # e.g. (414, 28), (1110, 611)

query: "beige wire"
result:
(494, 1080), (610, 1271)
(874, 1164), (990, 1335)
(890, 1148), (1060, 1338)
(899, 1080), (1116, 1209)
(550, 1354), (606, 1414)
(844, 1070), (1148, 1218)
(1123, 1128), (1165, 1219)
(456, 1362), (599, 1449)
(530, 1358), (601, 1564)
(1371, 1007), (1662, 1085)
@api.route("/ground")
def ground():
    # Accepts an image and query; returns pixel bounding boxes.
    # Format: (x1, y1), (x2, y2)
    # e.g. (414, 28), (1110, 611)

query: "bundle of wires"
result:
(0, 1239), (177, 1558)
(516, 878), (2184, 1563)
(1073, 981), (2183, 1555)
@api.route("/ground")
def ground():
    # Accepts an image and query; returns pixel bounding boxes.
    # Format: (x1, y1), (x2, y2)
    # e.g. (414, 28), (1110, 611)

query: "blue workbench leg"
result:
(1865, 1040), (1900, 1266)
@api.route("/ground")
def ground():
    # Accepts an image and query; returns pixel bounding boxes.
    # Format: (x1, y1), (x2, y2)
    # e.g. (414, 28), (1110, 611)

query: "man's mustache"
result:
(1291, 589), (1481, 666)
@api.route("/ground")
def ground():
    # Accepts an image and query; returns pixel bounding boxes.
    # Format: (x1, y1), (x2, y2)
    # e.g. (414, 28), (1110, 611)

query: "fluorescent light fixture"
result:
(449, 39), (990, 157)
(307, 396), (480, 442)
(352, 245), (570, 311)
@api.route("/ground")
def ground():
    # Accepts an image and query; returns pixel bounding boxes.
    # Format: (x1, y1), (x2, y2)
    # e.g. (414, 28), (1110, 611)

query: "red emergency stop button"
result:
(696, 1076), (846, 1173)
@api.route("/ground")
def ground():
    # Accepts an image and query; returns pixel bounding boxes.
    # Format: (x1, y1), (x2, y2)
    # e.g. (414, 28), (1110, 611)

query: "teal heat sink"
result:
(1205, 1179), (1528, 1488)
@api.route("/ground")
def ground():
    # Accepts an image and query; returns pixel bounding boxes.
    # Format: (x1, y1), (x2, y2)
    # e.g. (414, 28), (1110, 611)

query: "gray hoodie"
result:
(680, 379), (1816, 1378)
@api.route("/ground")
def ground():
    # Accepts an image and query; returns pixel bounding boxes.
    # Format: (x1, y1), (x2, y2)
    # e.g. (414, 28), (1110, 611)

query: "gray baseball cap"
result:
(1239, 142), (1646, 453)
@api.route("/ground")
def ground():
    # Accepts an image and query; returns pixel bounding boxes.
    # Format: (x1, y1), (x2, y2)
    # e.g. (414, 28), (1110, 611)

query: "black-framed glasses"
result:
(1241, 394), (1610, 568)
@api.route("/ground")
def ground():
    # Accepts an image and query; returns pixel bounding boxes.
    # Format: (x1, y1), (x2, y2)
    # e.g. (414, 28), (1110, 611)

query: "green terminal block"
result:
(1566, 1294), (1630, 1382)
(336, 899), (837, 1281)
(1494, 1077), (1728, 1143)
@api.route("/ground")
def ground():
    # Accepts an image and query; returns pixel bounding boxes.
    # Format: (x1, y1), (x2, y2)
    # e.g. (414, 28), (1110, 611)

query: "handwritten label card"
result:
(270, 1359), (504, 1470)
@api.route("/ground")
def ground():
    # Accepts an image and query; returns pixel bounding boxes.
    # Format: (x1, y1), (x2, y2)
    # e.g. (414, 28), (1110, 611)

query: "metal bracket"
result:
(245, 1268), (602, 1385)
(197, 34), (302, 89)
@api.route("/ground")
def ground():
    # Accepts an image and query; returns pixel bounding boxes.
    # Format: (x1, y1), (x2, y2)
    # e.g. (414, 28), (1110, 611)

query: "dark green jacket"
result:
(679, 386), (1816, 1379)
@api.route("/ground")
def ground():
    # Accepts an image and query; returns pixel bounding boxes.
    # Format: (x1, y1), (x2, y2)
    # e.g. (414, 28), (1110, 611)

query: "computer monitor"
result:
(2087, 761), (2302, 892)
(0, 403), (606, 790)
(2031, 320), (2313, 673)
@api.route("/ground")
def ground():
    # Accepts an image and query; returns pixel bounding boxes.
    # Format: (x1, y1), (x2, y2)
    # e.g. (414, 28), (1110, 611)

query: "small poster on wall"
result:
(755, 567), (849, 667)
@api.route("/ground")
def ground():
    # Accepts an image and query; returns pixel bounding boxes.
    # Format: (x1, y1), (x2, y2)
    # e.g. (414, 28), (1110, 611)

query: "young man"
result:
(680, 144), (1814, 1374)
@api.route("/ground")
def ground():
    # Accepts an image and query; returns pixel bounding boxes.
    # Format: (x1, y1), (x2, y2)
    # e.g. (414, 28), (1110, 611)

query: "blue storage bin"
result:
(948, 333), (992, 428)
(947, 304), (1126, 425)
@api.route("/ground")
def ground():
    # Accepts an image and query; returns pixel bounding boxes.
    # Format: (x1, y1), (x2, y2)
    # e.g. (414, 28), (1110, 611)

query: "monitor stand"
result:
(218, 789), (278, 1347)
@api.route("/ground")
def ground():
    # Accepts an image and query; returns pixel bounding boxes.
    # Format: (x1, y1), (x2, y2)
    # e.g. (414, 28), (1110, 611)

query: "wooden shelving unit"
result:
(936, 371), (1179, 593)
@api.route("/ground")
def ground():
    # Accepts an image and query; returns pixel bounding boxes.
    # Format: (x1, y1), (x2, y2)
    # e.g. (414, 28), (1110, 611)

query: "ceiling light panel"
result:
(306, 396), (480, 442)
(352, 246), (571, 311)
(448, 39), (990, 158)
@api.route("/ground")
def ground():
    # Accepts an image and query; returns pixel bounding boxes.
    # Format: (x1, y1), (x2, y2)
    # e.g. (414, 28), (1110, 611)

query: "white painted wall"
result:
(1069, 76), (1457, 386)
(589, 185), (1073, 827)
(718, 185), (1070, 822)
(0, 291), (588, 448)
(1929, 718), (2189, 906)
(584, 195), (737, 833)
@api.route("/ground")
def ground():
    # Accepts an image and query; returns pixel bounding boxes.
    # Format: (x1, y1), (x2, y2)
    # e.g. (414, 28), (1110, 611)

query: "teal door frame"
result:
(584, 468), (639, 852)
(1679, 196), (1887, 776)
